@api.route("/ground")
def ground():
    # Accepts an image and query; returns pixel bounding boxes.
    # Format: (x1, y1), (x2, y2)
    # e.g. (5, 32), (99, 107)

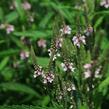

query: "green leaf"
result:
(0, 82), (40, 98)
(11, 36), (25, 48)
(39, 12), (54, 28)
(1, 67), (14, 81)
(37, 57), (49, 67)
(0, 49), (19, 57)
(30, 46), (38, 65)
(86, 0), (94, 14)
(94, 17), (104, 29)
(0, 40), (5, 44)
(79, 104), (88, 109)
(0, 105), (64, 109)
(14, 0), (25, 21)
(0, 105), (46, 109)
(0, 57), (9, 71)
(5, 11), (18, 23)
(0, 7), (4, 21)
(13, 30), (52, 40)
(98, 77), (109, 95)
(41, 96), (50, 106)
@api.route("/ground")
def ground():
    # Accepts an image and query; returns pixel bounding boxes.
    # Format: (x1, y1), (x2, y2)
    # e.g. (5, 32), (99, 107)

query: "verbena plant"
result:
(0, 0), (109, 109)
(32, 1), (109, 109)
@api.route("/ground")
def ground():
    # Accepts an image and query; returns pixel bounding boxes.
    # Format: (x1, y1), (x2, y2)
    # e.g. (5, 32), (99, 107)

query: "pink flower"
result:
(72, 34), (86, 47)
(60, 25), (71, 35)
(22, 1), (31, 10)
(37, 39), (46, 48)
(43, 72), (55, 84)
(61, 61), (75, 72)
(83, 63), (92, 78)
(20, 51), (29, 60)
(0, 24), (14, 34)
(55, 38), (63, 48)
(83, 63), (92, 69)
(84, 70), (92, 78)
(34, 65), (44, 78)
(84, 26), (93, 36)
(100, 0), (109, 8)
(6, 24), (14, 34)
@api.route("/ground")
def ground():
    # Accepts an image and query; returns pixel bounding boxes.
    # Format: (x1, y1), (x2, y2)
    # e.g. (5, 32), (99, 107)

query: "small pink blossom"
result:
(84, 70), (92, 78)
(84, 26), (93, 36)
(61, 61), (75, 72)
(43, 72), (55, 84)
(6, 24), (14, 34)
(22, 1), (31, 10)
(60, 25), (71, 35)
(83, 63), (92, 69)
(0, 24), (14, 34)
(100, 0), (109, 8)
(55, 38), (63, 48)
(34, 65), (44, 78)
(37, 39), (47, 48)
(83, 63), (92, 78)
(20, 51), (29, 60)
(72, 34), (86, 47)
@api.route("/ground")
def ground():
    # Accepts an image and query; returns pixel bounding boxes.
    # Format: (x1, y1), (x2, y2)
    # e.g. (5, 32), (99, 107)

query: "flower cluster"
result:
(60, 25), (71, 35)
(55, 38), (63, 49)
(48, 48), (60, 61)
(67, 84), (76, 92)
(95, 66), (102, 78)
(34, 65), (44, 78)
(83, 62), (102, 79)
(72, 34), (86, 47)
(83, 63), (92, 78)
(61, 61), (75, 72)
(6, 24), (14, 34)
(100, 0), (109, 8)
(43, 72), (55, 84)
(34, 65), (55, 84)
